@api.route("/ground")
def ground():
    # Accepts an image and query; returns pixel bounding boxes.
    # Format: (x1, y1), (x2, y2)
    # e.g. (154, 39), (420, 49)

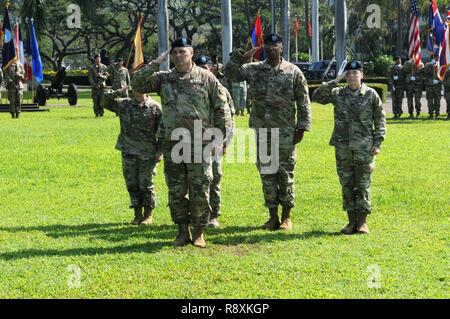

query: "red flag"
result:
(308, 18), (312, 38)
(294, 16), (299, 38)
(409, 0), (422, 66)
(250, 12), (264, 60)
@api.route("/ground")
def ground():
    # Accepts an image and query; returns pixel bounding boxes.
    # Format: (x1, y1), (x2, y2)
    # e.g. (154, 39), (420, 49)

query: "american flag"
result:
(437, 8), (450, 80)
(409, 0), (422, 66)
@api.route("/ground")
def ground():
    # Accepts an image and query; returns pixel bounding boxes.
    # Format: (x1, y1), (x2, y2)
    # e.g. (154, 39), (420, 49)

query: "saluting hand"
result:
(335, 71), (346, 83)
(154, 48), (171, 65)
(243, 46), (263, 62)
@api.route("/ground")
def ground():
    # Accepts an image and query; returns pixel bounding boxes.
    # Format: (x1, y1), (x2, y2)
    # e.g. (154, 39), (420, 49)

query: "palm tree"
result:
(20, 0), (46, 36)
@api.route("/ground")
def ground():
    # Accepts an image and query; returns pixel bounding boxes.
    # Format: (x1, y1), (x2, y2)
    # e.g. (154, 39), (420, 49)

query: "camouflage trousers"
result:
(445, 87), (450, 114)
(391, 87), (404, 116)
(92, 87), (105, 115)
(425, 86), (442, 116)
(121, 153), (157, 209)
(335, 147), (375, 214)
(163, 144), (213, 226)
(8, 88), (23, 115)
(210, 158), (222, 215)
(405, 85), (422, 114)
(256, 128), (296, 209)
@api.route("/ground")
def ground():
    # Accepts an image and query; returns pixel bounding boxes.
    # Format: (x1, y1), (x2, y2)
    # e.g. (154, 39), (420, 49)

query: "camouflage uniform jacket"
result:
(108, 65), (131, 90)
(88, 63), (109, 89)
(403, 61), (424, 87)
(388, 64), (405, 89)
(4, 62), (25, 90)
(224, 49), (311, 131)
(102, 89), (162, 157)
(311, 81), (387, 151)
(131, 62), (232, 145)
(423, 62), (442, 87)
(443, 68), (450, 88)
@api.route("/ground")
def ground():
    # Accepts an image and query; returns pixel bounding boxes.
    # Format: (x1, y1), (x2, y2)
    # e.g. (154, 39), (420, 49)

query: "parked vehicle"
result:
(304, 60), (337, 80)
(293, 62), (311, 74)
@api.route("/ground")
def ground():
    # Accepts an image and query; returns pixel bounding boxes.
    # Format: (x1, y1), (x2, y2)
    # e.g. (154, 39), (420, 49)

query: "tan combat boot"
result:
(279, 206), (293, 231)
(131, 207), (143, 225)
(173, 224), (191, 247)
(140, 207), (153, 225)
(191, 225), (206, 248)
(356, 213), (370, 234)
(341, 211), (357, 235)
(263, 207), (281, 230)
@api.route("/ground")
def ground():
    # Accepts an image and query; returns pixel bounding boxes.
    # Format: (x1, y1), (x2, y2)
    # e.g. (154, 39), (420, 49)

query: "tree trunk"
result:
(311, 0), (319, 62)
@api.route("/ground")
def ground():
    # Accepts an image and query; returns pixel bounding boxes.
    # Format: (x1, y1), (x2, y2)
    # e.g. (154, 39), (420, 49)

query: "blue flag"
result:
(2, 7), (17, 71)
(30, 19), (43, 83)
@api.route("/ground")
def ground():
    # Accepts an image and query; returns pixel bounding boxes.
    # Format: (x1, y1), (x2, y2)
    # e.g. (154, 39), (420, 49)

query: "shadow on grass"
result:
(387, 117), (449, 124)
(0, 222), (176, 242)
(208, 227), (341, 246)
(0, 224), (341, 260)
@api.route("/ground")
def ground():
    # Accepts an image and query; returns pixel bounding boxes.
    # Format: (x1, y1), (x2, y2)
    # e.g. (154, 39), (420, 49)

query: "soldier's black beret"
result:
(394, 56), (401, 61)
(115, 57), (124, 62)
(194, 55), (211, 66)
(93, 53), (100, 59)
(344, 60), (363, 71)
(171, 37), (192, 52)
(264, 33), (283, 44)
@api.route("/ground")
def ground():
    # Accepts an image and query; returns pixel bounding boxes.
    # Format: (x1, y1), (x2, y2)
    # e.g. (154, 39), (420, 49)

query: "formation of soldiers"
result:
(100, 33), (389, 249)
(388, 54), (450, 120)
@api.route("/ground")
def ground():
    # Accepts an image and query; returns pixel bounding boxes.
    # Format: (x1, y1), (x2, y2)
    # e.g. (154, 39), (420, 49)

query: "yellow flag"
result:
(132, 16), (144, 70)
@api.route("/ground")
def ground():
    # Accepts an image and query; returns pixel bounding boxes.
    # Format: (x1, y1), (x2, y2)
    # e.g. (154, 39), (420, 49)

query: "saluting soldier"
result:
(312, 61), (387, 235)
(132, 38), (232, 248)
(88, 53), (109, 117)
(101, 87), (162, 225)
(225, 33), (312, 231)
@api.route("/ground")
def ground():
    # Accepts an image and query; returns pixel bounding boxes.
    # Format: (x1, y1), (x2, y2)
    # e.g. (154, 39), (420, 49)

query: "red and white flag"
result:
(437, 8), (450, 80)
(409, 0), (422, 66)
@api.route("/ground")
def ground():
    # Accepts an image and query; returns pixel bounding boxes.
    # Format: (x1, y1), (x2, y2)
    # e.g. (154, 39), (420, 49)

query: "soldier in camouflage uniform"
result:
(231, 81), (247, 116)
(403, 60), (424, 118)
(101, 87), (162, 225)
(388, 56), (405, 118)
(194, 54), (236, 228)
(4, 61), (25, 119)
(423, 54), (442, 119)
(443, 67), (450, 121)
(311, 61), (387, 235)
(88, 53), (109, 117)
(225, 33), (312, 231)
(132, 38), (232, 248)
(108, 57), (131, 94)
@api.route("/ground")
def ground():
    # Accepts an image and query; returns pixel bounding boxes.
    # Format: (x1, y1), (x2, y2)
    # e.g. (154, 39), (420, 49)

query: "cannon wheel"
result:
(67, 83), (78, 106)
(35, 84), (47, 106)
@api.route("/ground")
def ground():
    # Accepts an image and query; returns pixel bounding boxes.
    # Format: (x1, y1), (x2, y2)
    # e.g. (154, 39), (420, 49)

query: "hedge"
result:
(308, 83), (388, 103)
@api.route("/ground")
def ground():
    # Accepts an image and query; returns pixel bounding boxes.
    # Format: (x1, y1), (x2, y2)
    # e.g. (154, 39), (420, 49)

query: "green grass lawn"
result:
(0, 96), (448, 298)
